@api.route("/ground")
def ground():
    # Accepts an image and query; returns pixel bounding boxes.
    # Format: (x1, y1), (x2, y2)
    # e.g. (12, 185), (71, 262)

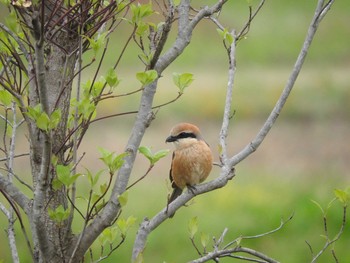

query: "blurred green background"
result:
(0, 0), (350, 262)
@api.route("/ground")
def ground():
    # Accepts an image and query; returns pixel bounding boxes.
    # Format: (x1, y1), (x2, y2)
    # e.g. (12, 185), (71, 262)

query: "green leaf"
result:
(118, 191), (129, 207)
(152, 149), (170, 164)
(91, 79), (104, 98)
(5, 11), (18, 33)
(78, 98), (96, 120)
(85, 32), (108, 55)
(49, 109), (62, 130)
(117, 216), (137, 237)
(99, 226), (119, 245)
(85, 168), (104, 188)
(106, 68), (120, 88)
(138, 146), (169, 165)
(173, 0), (181, 7)
(52, 178), (63, 190)
(131, 2), (154, 24)
(48, 205), (69, 223)
(138, 146), (153, 161)
(136, 70), (158, 86)
(0, 0), (10, 5)
(135, 21), (149, 36)
(36, 112), (50, 131)
(0, 90), (12, 106)
(56, 164), (71, 185)
(56, 164), (81, 187)
(216, 28), (234, 45)
(99, 148), (128, 174)
(26, 104), (42, 121)
(334, 189), (349, 206)
(100, 183), (108, 194)
(51, 155), (58, 166)
(188, 216), (198, 239)
(172, 72), (194, 93)
(200, 232), (209, 248)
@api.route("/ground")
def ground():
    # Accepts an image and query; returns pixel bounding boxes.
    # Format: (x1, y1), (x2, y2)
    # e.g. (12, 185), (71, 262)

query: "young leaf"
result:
(49, 109), (62, 130)
(99, 227), (118, 245)
(334, 189), (349, 206)
(200, 232), (209, 248)
(52, 178), (63, 190)
(131, 2), (154, 24)
(36, 112), (50, 131)
(91, 79), (104, 98)
(86, 32), (108, 55)
(5, 11), (18, 33)
(48, 205), (69, 223)
(26, 104), (42, 120)
(138, 146), (153, 161)
(106, 68), (120, 88)
(0, 90), (12, 106)
(99, 148), (128, 174)
(56, 164), (81, 187)
(188, 216), (198, 239)
(151, 149), (170, 165)
(138, 146), (169, 165)
(217, 28), (234, 45)
(86, 168), (104, 188)
(136, 70), (158, 86)
(118, 191), (129, 207)
(172, 72), (194, 93)
(117, 216), (137, 237)
(56, 164), (71, 186)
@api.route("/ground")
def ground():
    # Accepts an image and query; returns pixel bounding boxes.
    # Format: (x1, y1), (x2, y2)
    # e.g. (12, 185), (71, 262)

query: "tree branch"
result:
(219, 30), (236, 164)
(155, 0), (227, 73)
(132, 168), (235, 261)
(190, 246), (279, 263)
(31, 9), (54, 259)
(0, 175), (31, 215)
(229, 0), (335, 168)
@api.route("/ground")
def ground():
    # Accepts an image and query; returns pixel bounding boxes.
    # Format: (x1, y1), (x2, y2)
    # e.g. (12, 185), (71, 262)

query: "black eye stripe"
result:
(177, 132), (196, 139)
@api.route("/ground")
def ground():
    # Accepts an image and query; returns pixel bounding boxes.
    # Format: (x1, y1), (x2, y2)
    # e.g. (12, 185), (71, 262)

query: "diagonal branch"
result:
(229, 0), (335, 167)
(0, 175), (31, 215)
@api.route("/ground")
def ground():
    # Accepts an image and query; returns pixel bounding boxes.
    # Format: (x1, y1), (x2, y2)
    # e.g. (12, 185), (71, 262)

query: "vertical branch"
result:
(31, 9), (53, 259)
(6, 102), (20, 263)
(219, 31), (236, 164)
(67, 28), (84, 237)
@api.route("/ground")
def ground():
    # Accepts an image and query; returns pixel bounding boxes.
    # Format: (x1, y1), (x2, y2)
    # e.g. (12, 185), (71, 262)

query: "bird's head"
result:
(165, 123), (203, 149)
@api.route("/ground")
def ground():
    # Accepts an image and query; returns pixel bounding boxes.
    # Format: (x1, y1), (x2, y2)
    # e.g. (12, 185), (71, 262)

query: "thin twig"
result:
(126, 164), (154, 190)
(310, 206), (347, 263)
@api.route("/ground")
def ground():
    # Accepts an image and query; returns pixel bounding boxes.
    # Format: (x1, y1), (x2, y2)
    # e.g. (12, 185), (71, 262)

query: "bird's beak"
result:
(165, 135), (177, 143)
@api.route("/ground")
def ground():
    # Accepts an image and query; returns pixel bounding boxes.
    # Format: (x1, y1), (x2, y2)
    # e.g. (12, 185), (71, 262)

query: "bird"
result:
(165, 123), (213, 216)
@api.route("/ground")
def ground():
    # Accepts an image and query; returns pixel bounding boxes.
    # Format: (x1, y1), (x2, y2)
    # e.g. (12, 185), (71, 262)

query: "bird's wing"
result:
(168, 151), (183, 204)
(169, 152), (176, 188)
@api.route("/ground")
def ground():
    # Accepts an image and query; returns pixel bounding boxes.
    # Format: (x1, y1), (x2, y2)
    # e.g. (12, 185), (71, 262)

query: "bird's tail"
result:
(169, 186), (182, 203)
(167, 186), (182, 218)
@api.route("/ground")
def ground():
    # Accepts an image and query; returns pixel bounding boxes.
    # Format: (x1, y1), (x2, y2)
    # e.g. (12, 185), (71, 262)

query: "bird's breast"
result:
(171, 141), (213, 189)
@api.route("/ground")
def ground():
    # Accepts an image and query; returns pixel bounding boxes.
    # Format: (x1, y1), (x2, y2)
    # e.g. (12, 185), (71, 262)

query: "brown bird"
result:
(166, 123), (213, 214)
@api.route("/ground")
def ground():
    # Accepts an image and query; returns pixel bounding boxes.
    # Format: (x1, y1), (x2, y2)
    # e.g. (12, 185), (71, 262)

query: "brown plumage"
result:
(166, 123), (213, 216)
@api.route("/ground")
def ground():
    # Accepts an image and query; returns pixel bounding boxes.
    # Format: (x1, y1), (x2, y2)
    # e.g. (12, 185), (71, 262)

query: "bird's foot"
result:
(187, 184), (197, 195)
